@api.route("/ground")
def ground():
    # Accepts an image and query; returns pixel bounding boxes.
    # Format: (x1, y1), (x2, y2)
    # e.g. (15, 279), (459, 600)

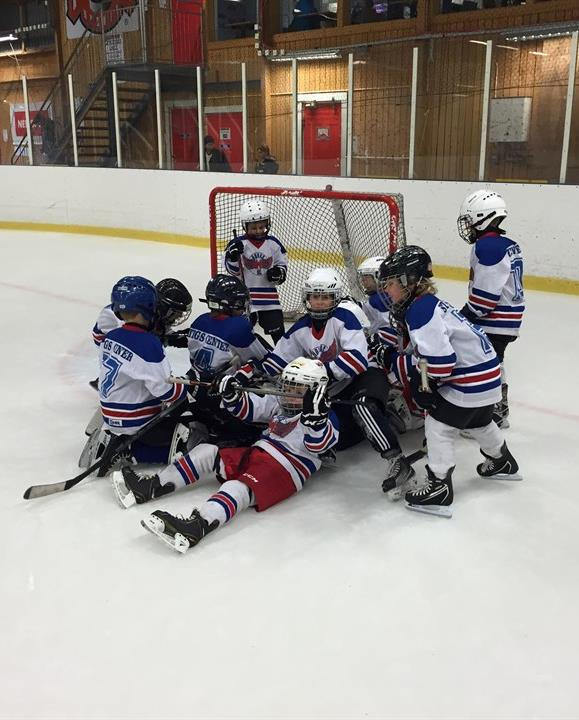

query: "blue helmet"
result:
(111, 276), (158, 324)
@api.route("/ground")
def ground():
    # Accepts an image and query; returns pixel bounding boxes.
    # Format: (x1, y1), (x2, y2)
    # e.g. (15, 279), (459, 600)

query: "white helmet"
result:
(302, 267), (344, 320)
(457, 190), (507, 244)
(357, 256), (386, 295)
(239, 199), (271, 236)
(280, 357), (328, 414)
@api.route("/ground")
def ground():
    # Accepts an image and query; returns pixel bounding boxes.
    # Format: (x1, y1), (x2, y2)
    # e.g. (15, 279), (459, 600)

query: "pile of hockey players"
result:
(81, 190), (524, 553)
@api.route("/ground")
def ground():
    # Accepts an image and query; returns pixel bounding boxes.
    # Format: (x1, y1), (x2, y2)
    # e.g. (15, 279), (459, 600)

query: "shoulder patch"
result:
(369, 293), (390, 312)
(475, 235), (508, 266)
(333, 306), (363, 330)
(287, 314), (311, 336)
(406, 293), (438, 331)
(107, 328), (165, 363)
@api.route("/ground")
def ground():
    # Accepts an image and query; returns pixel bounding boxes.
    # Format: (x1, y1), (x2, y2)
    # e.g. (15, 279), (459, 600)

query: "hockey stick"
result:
(168, 375), (305, 401)
(23, 394), (189, 500)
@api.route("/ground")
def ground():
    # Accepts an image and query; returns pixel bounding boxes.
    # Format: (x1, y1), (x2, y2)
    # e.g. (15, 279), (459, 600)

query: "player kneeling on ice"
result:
(260, 267), (413, 494)
(82, 276), (190, 474)
(112, 358), (338, 553)
(372, 246), (521, 518)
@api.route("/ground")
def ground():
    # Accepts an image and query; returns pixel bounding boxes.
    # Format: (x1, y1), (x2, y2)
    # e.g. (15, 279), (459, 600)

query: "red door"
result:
(303, 102), (342, 176)
(170, 107), (199, 170)
(172, 0), (203, 65)
(205, 112), (243, 172)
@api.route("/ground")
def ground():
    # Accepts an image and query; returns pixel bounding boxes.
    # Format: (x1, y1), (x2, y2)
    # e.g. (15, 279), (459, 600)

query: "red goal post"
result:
(209, 186), (406, 319)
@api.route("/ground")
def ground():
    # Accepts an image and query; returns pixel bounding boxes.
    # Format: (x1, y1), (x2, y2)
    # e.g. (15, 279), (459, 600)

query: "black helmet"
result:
(378, 245), (433, 325)
(205, 274), (249, 314)
(156, 278), (192, 328)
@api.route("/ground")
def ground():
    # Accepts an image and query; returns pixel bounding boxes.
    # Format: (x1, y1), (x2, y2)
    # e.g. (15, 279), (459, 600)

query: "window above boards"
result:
(0, 0), (54, 54)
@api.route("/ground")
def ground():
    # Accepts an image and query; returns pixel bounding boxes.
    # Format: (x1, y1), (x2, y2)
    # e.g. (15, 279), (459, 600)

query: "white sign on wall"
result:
(65, 0), (139, 39)
(489, 97), (532, 143)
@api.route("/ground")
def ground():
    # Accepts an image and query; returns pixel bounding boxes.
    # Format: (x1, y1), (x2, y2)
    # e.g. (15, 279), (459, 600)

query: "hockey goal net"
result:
(209, 186), (406, 320)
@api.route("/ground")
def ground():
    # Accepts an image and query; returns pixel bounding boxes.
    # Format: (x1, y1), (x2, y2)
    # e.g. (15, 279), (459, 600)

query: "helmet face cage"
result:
(279, 359), (328, 414)
(457, 191), (507, 244)
(240, 200), (271, 237)
(156, 279), (192, 328)
(303, 288), (342, 320)
(378, 246), (433, 325)
(357, 256), (386, 296)
(205, 275), (249, 315)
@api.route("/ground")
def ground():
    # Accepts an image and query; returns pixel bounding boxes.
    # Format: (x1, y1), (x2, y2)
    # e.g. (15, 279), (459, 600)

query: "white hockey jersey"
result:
(188, 312), (268, 374)
(223, 233), (288, 312)
(262, 306), (369, 383)
(99, 324), (187, 435)
(222, 391), (339, 491)
(360, 292), (398, 346)
(466, 232), (525, 337)
(92, 304), (122, 346)
(391, 293), (501, 409)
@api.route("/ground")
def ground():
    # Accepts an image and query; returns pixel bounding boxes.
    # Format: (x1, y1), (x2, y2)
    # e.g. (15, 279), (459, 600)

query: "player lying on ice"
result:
(254, 266), (418, 495)
(111, 357), (339, 553)
(370, 245), (522, 518)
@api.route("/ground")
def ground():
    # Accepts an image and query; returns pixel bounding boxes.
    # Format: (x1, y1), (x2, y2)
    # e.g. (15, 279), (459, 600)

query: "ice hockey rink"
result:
(1, 227), (579, 720)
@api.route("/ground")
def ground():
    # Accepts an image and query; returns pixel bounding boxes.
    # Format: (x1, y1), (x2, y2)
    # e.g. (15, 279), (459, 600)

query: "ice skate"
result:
(382, 452), (416, 501)
(477, 442), (521, 481)
(112, 466), (175, 508)
(405, 465), (453, 518)
(141, 509), (218, 553)
(320, 448), (337, 469)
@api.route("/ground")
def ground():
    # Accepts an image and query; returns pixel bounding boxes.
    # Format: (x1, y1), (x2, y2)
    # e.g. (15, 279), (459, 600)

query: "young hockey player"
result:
(358, 256), (424, 434)
(374, 245), (521, 518)
(89, 278), (192, 389)
(223, 199), (288, 344)
(93, 276), (189, 470)
(258, 267), (412, 493)
(457, 190), (524, 427)
(112, 358), (338, 553)
(185, 274), (271, 447)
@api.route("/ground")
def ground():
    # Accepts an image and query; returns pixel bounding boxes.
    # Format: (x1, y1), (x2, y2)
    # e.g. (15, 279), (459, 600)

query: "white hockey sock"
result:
(425, 414), (458, 478)
(160, 443), (220, 490)
(467, 422), (504, 458)
(198, 480), (252, 527)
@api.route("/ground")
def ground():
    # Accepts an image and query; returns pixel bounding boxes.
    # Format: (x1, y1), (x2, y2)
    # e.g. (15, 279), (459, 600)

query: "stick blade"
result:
(23, 481), (68, 499)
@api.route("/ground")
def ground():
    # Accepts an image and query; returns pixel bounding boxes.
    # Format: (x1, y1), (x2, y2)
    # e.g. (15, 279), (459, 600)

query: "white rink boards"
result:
(1, 229), (579, 720)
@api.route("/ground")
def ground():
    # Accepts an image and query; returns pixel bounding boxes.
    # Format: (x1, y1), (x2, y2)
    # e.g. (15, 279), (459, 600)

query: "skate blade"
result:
(111, 471), (136, 509)
(480, 471), (522, 482)
(140, 517), (190, 554)
(405, 501), (453, 518)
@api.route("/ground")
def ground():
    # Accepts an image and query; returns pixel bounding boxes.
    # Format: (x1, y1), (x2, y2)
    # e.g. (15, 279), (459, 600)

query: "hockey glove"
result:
(459, 304), (479, 324)
(409, 367), (439, 410)
(218, 375), (243, 404)
(164, 330), (189, 348)
(301, 381), (330, 429)
(233, 362), (259, 387)
(266, 266), (287, 285)
(368, 333), (394, 370)
(225, 238), (244, 263)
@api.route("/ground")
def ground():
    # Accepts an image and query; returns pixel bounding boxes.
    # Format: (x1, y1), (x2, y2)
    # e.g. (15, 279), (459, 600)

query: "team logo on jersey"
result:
(243, 252), (273, 275)
(267, 417), (299, 438)
(66, 0), (138, 35)
(310, 340), (338, 364)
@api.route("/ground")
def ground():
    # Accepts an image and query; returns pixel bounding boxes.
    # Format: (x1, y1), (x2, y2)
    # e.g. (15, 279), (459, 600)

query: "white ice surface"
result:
(1, 230), (579, 720)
